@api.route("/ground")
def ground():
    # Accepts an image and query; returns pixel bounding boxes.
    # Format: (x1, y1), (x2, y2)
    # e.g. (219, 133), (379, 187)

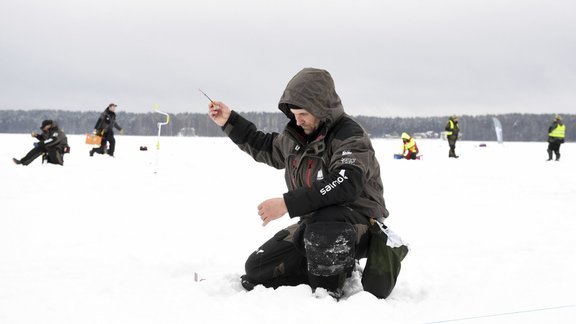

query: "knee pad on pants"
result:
(303, 221), (356, 277)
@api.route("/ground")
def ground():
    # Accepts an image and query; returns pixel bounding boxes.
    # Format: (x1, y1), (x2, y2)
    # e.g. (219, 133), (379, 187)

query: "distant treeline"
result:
(0, 110), (573, 142)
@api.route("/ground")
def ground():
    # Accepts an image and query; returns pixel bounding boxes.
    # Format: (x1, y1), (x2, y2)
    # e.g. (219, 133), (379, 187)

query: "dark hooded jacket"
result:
(94, 108), (122, 135)
(222, 68), (388, 221)
(35, 121), (68, 150)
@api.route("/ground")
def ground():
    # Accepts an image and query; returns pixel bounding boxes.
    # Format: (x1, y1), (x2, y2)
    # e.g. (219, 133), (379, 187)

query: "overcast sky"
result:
(1, 0), (575, 117)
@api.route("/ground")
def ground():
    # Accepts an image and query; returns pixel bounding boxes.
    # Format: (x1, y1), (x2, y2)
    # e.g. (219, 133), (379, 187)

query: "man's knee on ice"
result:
(303, 221), (356, 291)
(244, 226), (306, 288)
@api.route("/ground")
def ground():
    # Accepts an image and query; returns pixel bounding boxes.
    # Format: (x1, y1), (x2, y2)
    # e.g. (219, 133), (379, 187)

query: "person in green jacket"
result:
(547, 115), (566, 161)
(207, 68), (404, 299)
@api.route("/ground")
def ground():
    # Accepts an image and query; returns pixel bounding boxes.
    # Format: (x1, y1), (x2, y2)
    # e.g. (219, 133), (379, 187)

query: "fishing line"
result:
(422, 304), (576, 324)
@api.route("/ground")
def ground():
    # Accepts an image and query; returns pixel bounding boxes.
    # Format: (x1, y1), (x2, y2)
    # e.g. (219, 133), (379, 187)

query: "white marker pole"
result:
(154, 108), (170, 174)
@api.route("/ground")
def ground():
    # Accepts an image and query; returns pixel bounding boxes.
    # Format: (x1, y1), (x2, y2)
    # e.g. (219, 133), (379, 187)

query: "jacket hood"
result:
(40, 120), (58, 129)
(278, 68), (344, 128)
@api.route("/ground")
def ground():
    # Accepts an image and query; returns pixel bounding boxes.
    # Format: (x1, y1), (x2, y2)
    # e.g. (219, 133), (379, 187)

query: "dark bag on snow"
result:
(361, 219), (409, 299)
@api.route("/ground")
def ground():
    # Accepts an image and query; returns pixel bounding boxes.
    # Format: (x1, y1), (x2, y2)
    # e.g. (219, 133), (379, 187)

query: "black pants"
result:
(448, 138), (458, 157)
(243, 206), (370, 291)
(93, 131), (116, 156)
(20, 146), (64, 165)
(547, 141), (561, 160)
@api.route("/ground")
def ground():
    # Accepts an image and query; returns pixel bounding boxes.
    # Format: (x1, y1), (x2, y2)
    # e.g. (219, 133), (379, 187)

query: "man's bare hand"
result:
(257, 198), (288, 226)
(208, 100), (231, 127)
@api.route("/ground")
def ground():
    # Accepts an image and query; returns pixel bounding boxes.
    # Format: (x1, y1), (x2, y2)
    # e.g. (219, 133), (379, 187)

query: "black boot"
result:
(309, 272), (347, 300)
(547, 149), (553, 161)
(240, 275), (256, 291)
(12, 158), (21, 165)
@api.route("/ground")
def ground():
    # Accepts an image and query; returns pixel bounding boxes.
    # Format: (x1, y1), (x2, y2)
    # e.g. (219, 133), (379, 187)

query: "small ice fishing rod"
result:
(198, 88), (215, 104)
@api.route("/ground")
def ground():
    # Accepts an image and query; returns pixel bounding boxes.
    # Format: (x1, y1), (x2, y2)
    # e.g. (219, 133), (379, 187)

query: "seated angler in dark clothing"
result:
(13, 120), (69, 166)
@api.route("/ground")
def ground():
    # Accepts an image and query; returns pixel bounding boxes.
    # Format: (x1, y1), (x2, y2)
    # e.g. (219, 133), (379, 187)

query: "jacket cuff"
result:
(223, 111), (254, 144)
(283, 189), (318, 218)
(222, 110), (239, 134)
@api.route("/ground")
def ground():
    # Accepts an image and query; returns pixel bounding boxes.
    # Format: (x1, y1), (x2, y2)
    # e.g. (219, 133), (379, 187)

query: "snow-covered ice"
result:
(1, 133), (575, 323)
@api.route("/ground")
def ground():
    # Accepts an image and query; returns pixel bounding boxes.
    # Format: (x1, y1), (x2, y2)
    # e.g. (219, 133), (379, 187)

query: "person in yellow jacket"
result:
(445, 115), (459, 158)
(547, 115), (565, 161)
(401, 132), (419, 160)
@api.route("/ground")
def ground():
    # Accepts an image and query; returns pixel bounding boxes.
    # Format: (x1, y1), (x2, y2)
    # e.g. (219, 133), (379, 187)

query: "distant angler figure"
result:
(445, 115), (460, 158)
(90, 103), (124, 157)
(547, 114), (565, 161)
(13, 120), (69, 166)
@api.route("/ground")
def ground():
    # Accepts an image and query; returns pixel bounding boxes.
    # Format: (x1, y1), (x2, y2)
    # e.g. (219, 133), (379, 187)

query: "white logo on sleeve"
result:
(319, 170), (349, 195)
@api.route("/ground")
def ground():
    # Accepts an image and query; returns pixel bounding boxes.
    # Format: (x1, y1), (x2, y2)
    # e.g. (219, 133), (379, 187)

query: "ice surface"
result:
(1, 134), (575, 324)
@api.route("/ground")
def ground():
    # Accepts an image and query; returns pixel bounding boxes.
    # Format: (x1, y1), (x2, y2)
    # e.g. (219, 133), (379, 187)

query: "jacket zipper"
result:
(306, 160), (314, 187)
(291, 158), (298, 188)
